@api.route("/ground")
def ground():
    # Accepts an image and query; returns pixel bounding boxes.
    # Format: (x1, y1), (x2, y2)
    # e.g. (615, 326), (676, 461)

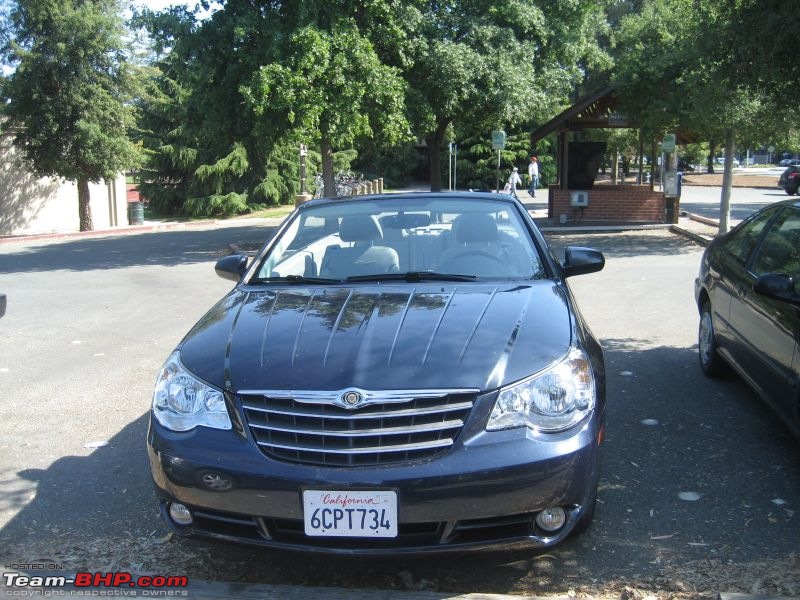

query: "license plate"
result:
(302, 490), (398, 538)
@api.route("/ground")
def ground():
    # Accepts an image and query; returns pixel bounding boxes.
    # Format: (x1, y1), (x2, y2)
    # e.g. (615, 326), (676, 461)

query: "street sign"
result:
(661, 134), (676, 153)
(491, 130), (506, 150)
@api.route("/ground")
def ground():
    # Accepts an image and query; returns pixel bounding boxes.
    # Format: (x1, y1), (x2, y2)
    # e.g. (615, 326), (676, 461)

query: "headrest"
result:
(453, 213), (498, 243)
(339, 215), (383, 242)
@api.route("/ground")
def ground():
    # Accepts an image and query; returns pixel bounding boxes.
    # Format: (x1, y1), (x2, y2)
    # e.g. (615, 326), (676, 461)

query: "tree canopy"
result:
(129, 0), (612, 209)
(6, 0), (797, 225)
(2, 0), (141, 230)
(611, 0), (798, 230)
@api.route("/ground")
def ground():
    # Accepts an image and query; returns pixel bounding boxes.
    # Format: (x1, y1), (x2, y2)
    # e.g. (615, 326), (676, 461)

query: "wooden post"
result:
(650, 140), (657, 192)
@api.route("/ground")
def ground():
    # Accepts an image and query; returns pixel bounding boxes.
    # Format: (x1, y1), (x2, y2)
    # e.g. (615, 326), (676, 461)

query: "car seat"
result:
(319, 215), (400, 279)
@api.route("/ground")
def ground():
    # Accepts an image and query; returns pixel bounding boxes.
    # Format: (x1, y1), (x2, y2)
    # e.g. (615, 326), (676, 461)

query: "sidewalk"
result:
(0, 189), (721, 248)
(0, 215), (287, 245)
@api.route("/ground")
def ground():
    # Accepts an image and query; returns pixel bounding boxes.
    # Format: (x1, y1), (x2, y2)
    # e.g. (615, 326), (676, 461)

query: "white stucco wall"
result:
(0, 135), (130, 236)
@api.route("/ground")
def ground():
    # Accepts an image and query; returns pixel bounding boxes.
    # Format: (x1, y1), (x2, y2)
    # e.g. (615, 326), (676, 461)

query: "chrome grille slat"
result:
(240, 401), (474, 419)
(240, 389), (476, 467)
(249, 419), (464, 437)
(256, 438), (453, 454)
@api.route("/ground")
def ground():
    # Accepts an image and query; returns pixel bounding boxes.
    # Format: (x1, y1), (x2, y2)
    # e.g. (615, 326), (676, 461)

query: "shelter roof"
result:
(530, 86), (626, 143)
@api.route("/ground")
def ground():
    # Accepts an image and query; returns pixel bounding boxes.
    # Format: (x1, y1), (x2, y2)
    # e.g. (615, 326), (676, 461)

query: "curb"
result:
(0, 216), (289, 245)
(539, 223), (671, 234)
(669, 224), (713, 246)
(0, 571), (567, 600)
(0, 220), (214, 245)
(683, 212), (721, 228)
(718, 594), (800, 600)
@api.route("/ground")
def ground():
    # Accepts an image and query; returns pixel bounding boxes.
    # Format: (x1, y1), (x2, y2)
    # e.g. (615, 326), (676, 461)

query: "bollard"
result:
(366, 181), (373, 195)
(373, 179), (380, 195)
(378, 178), (384, 193)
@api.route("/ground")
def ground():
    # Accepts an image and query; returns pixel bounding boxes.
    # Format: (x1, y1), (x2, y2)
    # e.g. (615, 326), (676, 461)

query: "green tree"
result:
(133, 2), (410, 210)
(401, 0), (611, 191)
(2, 0), (141, 231)
(243, 18), (408, 198)
(612, 0), (794, 231)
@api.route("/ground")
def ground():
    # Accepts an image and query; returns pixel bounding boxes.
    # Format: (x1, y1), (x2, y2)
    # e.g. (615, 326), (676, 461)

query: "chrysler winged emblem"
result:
(341, 390), (363, 407)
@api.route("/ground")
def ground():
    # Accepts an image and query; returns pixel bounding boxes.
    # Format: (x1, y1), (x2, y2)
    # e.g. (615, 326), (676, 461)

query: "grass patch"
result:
(241, 205), (295, 220)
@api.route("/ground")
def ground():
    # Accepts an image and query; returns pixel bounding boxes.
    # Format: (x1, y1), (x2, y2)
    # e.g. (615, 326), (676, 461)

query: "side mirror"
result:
(215, 254), (249, 282)
(561, 247), (605, 278)
(753, 273), (800, 304)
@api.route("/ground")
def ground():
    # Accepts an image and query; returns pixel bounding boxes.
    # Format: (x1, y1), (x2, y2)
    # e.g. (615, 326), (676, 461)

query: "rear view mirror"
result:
(215, 254), (249, 282)
(380, 214), (432, 229)
(561, 247), (605, 278)
(754, 273), (800, 304)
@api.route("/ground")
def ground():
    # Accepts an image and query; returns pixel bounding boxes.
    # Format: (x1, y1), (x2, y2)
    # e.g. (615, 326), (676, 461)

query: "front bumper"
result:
(147, 398), (603, 555)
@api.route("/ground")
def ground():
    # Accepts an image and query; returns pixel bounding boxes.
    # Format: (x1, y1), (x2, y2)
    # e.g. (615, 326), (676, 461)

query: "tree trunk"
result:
(707, 141), (717, 174)
(78, 178), (94, 232)
(320, 134), (335, 197)
(719, 129), (735, 234)
(427, 120), (449, 192)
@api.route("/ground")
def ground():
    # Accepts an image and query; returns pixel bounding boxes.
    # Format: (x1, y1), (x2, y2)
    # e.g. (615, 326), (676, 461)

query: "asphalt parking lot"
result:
(0, 223), (797, 598)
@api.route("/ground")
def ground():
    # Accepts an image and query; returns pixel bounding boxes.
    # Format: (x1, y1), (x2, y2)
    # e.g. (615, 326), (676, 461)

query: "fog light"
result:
(168, 502), (193, 526)
(535, 506), (566, 532)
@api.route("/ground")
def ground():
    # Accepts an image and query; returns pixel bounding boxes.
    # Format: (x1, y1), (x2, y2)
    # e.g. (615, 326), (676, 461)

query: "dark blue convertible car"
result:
(147, 192), (606, 554)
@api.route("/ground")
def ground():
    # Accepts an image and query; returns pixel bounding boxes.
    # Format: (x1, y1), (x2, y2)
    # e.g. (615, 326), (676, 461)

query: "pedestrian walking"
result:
(507, 167), (522, 199)
(528, 156), (539, 197)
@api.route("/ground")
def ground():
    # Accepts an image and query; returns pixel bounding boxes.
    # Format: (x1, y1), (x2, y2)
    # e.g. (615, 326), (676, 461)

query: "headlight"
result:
(152, 352), (231, 432)
(487, 346), (595, 433)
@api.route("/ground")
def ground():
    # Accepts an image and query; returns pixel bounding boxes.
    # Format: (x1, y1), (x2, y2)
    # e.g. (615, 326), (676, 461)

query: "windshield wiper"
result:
(250, 275), (342, 284)
(345, 271), (478, 282)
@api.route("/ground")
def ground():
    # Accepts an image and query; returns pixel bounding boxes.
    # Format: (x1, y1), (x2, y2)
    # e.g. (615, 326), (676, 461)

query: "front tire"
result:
(698, 302), (727, 377)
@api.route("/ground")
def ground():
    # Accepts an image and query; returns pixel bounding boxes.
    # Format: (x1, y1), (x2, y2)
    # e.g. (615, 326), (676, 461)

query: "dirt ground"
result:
(596, 172), (780, 189)
(679, 172), (778, 188)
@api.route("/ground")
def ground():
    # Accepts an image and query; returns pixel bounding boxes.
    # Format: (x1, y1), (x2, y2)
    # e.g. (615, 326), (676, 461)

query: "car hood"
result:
(179, 282), (574, 393)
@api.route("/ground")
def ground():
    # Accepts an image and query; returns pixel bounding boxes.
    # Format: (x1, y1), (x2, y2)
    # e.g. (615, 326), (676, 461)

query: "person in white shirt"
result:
(527, 156), (539, 197)
(507, 167), (522, 199)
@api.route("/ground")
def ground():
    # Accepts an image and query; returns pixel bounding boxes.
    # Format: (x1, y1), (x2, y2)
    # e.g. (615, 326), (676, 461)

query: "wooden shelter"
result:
(530, 87), (672, 225)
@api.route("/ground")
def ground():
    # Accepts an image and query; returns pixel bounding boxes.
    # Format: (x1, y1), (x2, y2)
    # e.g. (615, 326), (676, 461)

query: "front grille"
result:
(239, 389), (476, 466)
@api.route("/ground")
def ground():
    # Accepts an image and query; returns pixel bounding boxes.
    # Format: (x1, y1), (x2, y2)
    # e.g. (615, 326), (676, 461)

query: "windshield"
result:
(253, 197), (546, 282)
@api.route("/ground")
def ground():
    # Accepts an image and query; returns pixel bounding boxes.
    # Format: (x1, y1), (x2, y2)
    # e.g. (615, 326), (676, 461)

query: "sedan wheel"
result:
(698, 303), (727, 377)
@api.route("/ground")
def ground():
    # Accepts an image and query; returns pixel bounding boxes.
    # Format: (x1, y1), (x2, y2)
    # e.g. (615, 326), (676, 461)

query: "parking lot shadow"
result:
(545, 229), (703, 259)
(0, 225), (277, 275)
(1, 342), (797, 597)
(0, 412), (159, 563)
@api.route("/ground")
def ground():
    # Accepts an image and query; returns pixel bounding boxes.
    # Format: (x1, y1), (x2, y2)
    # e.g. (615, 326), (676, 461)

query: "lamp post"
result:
(295, 143), (312, 207)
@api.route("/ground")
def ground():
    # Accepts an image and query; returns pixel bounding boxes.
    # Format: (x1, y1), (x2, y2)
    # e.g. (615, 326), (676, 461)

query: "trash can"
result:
(665, 197), (677, 224)
(128, 201), (144, 225)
